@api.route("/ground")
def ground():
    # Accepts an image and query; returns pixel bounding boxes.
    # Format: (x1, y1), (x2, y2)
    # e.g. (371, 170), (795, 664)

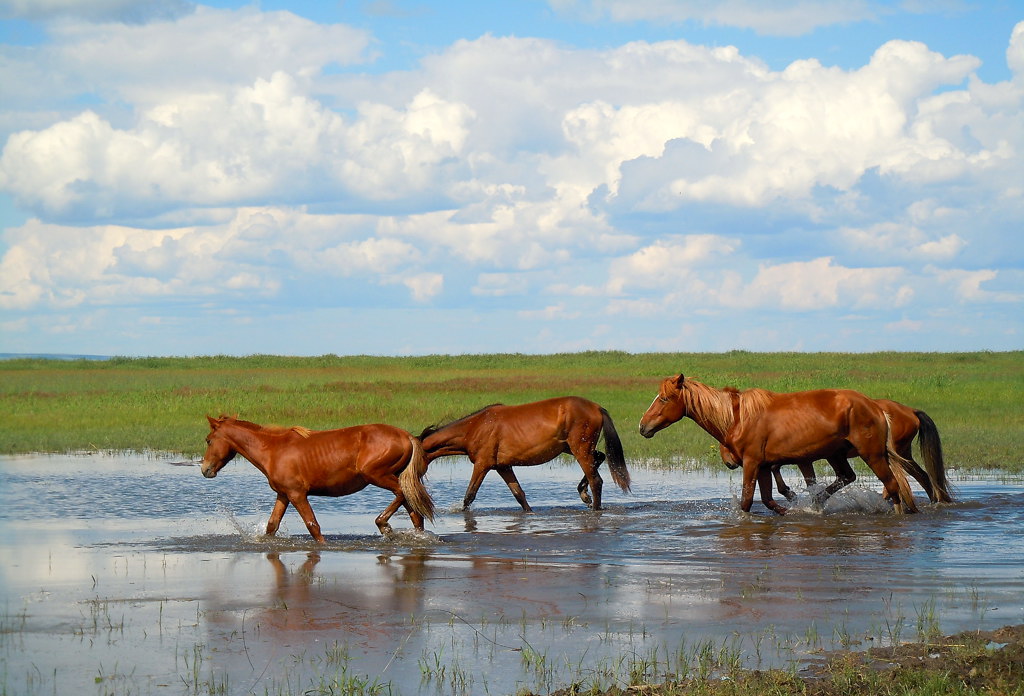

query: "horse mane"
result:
(680, 379), (735, 435)
(213, 415), (312, 439)
(737, 387), (775, 421)
(682, 379), (778, 434)
(419, 403), (503, 440)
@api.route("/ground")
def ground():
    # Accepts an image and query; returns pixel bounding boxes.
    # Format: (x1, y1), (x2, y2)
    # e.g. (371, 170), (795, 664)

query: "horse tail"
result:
(600, 408), (631, 493)
(915, 409), (953, 503)
(884, 411), (918, 513)
(399, 436), (435, 523)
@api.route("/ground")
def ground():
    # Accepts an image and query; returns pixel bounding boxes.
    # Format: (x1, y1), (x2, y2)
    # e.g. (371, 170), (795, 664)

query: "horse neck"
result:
(422, 419), (471, 454)
(220, 422), (274, 468)
(681, 381), (736, 443)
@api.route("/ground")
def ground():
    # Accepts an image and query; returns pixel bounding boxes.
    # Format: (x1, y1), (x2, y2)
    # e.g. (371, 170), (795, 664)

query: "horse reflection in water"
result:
(768, 398), (953, 505)
(419, 396), (631, 512)
(639, 374), (923, 515)
(202, 551), (431, 649)
(262, 552), (428, 634)
(712, 513), (917, 624)
(201, 415), (434, 542)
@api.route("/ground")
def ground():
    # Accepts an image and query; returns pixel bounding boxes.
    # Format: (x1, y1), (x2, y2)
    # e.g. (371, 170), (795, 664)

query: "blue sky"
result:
(0, 0), (1021, 356)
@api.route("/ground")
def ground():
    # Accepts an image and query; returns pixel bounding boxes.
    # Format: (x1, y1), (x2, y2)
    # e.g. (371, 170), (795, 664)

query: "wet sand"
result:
(2, 453), (1023, 695)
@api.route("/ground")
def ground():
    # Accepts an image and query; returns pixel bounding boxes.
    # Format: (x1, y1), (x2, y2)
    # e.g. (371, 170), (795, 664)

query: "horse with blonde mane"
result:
(201, 415), (434, 542)
(769, 398), (952, 505)
(638, 375), (918, 515)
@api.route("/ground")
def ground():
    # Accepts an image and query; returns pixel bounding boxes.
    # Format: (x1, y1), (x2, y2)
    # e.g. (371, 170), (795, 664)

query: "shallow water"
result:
(1, 452), (1023, 695)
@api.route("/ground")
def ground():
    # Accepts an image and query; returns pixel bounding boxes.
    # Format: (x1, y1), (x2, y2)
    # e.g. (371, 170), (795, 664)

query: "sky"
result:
(0, 1), (1021, 357)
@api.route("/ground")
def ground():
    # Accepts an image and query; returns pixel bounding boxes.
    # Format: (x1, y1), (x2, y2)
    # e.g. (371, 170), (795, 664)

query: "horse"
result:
(201, 415), (434, 542)
(768, 398), (952, 504)
(638, 375), (918, 515)
(418, 396), (631, 512)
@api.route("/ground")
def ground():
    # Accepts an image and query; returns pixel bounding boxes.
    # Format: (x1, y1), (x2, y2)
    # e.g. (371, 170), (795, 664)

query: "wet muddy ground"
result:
(2, 453), (1023, 695)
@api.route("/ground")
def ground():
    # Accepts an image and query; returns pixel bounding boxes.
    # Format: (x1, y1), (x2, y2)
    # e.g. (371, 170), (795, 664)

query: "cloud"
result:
(600, 39), (991, 213)
(0, 208), (443, 311)
(549, 0), (878, 36)
(518, 303), (581, 320)
(931, 268), (1022, 303)
(725, 257), (912, 310)
(0, 7), (373, 116)
(0, 0), (193, 23)
(0, 9), (1021, 353)
(607, 235), (739, 294)
(838, 222), (965, 262)
(402, 273), (444, 302)
(0, 76), (474, 219)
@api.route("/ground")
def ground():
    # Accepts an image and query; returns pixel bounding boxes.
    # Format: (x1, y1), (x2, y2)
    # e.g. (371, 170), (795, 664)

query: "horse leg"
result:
(495, 466), (532, 512)
(771, 464), (795, 501)
(265, 493), (289, 536)
(568, 440), (604, 510)
(375, 495), (403, 536)
(757, 466), (788, 515)
(739, 460), (759, 513)
(366, 470), (427, 532)
(288, 494), (326, 543)
(576, 451), (605, 506)
(462, 461), (491, 511)
(577, 477), (592, 506)
(814, 456), (856, 508)
(896, 443), (935, 502)
(862, 453), (913, 514)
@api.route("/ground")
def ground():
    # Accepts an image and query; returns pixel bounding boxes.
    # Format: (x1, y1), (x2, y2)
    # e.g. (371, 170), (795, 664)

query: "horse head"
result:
(638, 374), (688, 438)
(201, 415), (238, 478)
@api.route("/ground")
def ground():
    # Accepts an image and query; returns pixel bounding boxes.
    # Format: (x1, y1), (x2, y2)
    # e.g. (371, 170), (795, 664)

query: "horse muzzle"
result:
(200, 462), (219, 478)
(638, 422), (659, 439)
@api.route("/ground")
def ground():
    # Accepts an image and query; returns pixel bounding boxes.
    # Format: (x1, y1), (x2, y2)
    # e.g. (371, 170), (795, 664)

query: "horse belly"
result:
(497, 439), (566, 467)
(758, 415), (846, 464)
(309, 476), (369, 497)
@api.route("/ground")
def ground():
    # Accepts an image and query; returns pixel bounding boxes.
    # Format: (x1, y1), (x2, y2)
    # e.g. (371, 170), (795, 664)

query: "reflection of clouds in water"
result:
(0, 531), (96, 588)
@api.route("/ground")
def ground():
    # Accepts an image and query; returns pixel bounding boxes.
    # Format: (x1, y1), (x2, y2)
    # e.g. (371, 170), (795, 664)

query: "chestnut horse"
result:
(419, 396), (631, 512)
(769, 398), (952, 504)
(638, 375), (917, 515)
(201, 416), (434, 542)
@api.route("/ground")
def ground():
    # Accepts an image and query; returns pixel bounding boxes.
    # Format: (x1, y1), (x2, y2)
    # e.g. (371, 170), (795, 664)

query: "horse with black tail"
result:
(768, 398), (952, 505)
(419, 396), (631, 512)
(639, 375), (918, 515)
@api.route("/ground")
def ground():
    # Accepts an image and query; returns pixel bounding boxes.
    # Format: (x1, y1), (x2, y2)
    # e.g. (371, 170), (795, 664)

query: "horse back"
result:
(458, 396), (602, 463)
(729, 388), (886, 462)
(280, 424), (415, 491)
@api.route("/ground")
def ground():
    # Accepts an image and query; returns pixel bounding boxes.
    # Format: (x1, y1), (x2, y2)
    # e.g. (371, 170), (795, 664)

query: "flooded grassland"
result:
(2, 453), (1023, 695)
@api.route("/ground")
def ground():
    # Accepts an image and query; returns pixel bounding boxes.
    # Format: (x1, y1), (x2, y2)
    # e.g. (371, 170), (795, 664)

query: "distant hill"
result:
(0, 353), (110, 361)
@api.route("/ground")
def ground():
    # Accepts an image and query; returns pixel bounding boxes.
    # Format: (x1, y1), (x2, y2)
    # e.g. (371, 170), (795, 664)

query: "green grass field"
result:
(1, 351), (1021, 471)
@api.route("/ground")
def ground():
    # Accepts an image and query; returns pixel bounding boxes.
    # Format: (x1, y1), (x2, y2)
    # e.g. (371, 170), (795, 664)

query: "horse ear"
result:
(673, 374), (686, 389)
(207, 415), (217, 427)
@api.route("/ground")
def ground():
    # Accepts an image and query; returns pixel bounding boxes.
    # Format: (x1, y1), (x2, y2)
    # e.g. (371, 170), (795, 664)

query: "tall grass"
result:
(1, 351), (1020, 470)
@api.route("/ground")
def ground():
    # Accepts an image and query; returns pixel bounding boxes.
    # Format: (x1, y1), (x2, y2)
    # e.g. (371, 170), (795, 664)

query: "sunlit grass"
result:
(1, 351), (1021, 471)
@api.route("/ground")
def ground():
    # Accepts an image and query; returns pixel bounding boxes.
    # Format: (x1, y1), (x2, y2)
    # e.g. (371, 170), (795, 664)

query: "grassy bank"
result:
(532, 624), (1024, 696)
(1, 351), (1021, 470)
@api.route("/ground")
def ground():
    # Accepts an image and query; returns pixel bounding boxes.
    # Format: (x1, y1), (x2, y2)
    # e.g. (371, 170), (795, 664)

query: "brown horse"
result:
(201, 415), (434, 542)
(769, 398), (952, 504)
(419, 396), (631, 512)
(638, 375), (917, 515)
